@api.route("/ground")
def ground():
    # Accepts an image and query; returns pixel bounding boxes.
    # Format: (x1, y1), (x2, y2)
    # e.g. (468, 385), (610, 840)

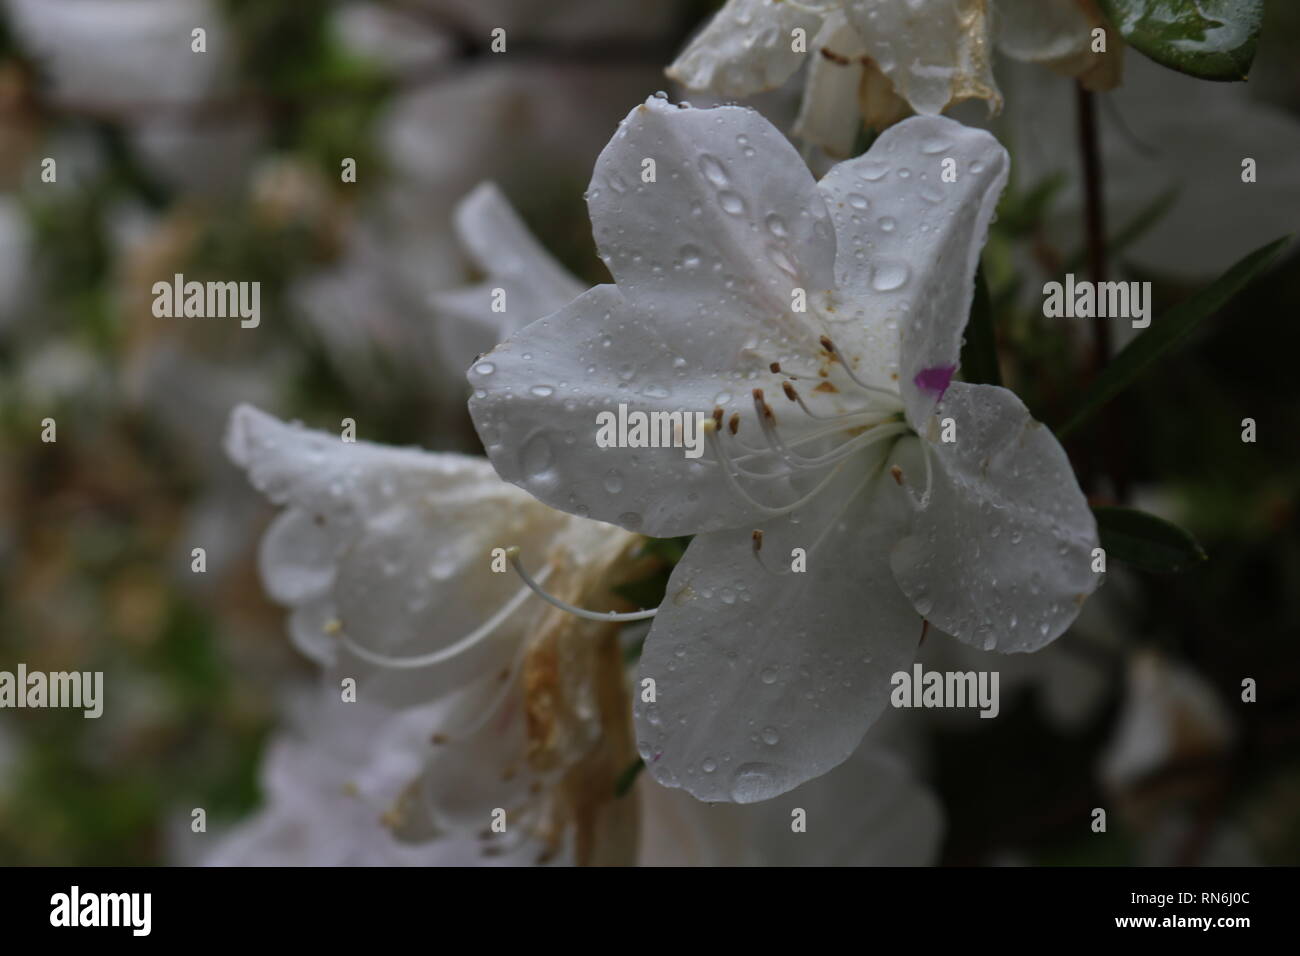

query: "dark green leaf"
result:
(1098, 0), (1265, 81)
(1094, 506), (1207, 572)
(1058, 236), (1288, 438)
(960, 265), (1001, 387)
(614, 758), (644, 798)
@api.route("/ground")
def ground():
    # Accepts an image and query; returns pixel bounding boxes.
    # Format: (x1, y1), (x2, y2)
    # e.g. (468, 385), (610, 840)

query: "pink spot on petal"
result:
(914, 365), (955, 400)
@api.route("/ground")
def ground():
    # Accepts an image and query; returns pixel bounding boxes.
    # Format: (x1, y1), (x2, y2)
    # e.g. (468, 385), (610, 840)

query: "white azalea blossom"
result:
(225, 405), (645, 862)
(469, 97), (1099, 803)
(669, 0), (1119, 156)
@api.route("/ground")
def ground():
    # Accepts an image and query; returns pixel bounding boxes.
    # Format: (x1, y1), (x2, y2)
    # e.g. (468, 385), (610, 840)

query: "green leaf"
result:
(614, 758), (644, 798)
(960, 265), (1001, 387)
(1093, 507), (1207, 572)
(1098, 0), (1265, 81)
(1057, 236), (1288, 438)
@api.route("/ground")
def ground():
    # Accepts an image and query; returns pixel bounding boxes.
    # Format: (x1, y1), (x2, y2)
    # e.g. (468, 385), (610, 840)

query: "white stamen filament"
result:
(339, 576), (544, 670)
(507, 547), (657, 621)
(706, 419), (851, 516)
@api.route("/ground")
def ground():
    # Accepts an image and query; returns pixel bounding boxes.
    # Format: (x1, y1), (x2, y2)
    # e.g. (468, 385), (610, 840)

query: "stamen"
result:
(711, 405), (724, 429)
(507, 547), (657, 622)
(819, 334), (903, 403)
(339, 577), (542, 670)
(753, 388), (908, 471)
(782, 379), (893, 424)
(705, 419), (851, 516)
(728, 412), (740, 435)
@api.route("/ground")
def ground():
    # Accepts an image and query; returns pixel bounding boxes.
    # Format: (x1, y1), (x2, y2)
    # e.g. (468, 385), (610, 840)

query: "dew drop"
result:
(698, 154), (730, 187)
(871, 261), (911, 292)
(717, 190), (747, 216)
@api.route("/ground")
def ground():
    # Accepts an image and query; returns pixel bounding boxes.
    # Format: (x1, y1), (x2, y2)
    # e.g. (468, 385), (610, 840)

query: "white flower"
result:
(204, 690), (454, 867)
(668, 0), (1119, 156)
(225, 405), (645, 862)
(2, 0), (263, 192)
(468, 97), (1099, 802)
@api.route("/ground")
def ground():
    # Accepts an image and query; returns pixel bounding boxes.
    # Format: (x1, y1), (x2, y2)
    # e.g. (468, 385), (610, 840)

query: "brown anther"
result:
(782, 381), (798, 402)
(919, 619), (929, 646)
(752, 387), (765, 402)
(820, 47), (851, 66)
(769, 361), (782, 374)
(728, 412), (740, 435)
(819, 334), (836, 355)
(890, 465), (904, 486)
(431, 733), (449, 745)
(752, 529), (764, 551)
(712, 405), (724, 428)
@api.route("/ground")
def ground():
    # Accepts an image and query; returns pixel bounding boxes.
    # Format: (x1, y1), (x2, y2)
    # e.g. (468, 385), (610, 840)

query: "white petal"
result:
(469, 283), (836, 537)
(225, 404), (571, 704)
(792, 11), (867, 159)
(995, 0), (1091, 66)
(435, 181), (585, 340)
(889, 384), (1099, 653)
(589, 97), (836, 317)
(639, 743), (942, 864)
(842, 0), (1000, 115)
(634, 460), (921, 802)
(817, 115), (1008, 421)
(666, 0), (823, 97)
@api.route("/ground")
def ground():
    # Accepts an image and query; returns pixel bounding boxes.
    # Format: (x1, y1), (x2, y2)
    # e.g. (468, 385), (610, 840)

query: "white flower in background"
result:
(469, 97), (1099, 803)
(1100, 651), (1235, 795)
(225, 405), (646, 863)
(2, 0), (263, 193)
(998, 51), (1300, 280)
(431, 181), (586, 380)
(639, 740), (942, 865)
(204, 691), (455, 867)
(669, 0), (1119, 156)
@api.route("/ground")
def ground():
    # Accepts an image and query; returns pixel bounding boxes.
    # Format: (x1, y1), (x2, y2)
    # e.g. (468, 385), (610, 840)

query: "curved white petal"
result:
(666, 0), (823, 97)
(225, 404), (574, 705)
(889, 384), (1099, 653)
(589, 96), (836, 319)
(792, 10), (868, 159)
(638, 743), (942, 865)
(842, 0), (1000, 116)
(469, 282), (841, 538)
(817, 115), (1008, 422)
(634, 459), (921, 803)
(432, 182), (586, 378)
